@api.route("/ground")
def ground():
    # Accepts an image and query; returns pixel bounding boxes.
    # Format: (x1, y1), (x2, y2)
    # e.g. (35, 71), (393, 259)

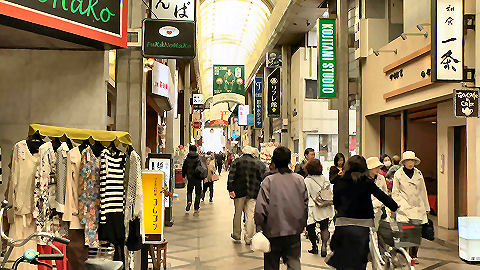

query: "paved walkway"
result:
(163, 172), (479, 270)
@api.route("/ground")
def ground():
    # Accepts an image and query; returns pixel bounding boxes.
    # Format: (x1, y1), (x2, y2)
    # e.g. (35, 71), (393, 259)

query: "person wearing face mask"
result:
(392, 151), (429, 265)
(379, 154), (392, 178)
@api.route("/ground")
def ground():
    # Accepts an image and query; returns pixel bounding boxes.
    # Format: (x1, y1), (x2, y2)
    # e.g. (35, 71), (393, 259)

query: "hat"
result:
(366, 157), (384, 170)
(242, 145), (257, 156)
(400, 151), (421, 165)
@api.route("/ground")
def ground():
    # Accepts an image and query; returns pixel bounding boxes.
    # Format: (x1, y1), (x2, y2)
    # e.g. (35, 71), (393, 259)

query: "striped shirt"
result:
(99, 149), (126, 224)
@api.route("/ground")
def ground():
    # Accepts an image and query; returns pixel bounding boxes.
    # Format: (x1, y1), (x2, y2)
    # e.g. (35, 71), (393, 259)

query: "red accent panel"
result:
(401, 225), (416, 229)
(0, 1), (128, 47)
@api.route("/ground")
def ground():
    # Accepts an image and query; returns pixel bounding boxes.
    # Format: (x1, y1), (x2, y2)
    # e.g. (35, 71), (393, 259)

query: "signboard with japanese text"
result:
(253, 77), (263, 129)
(317, 18), (337, 98)
(267, 68), (281, 117)
(0, 0), (128, 47)
(192, 94), (205, 109)
(142, 19), (196, 59)
(148, 154), (173, 207)
(432, 0), (463, 81)
(454, 89), (479, 118)
(152, 62), (170, 98)
(152, 0), (195, 21)
(238, 105), (249, 126)
(213, 65), (245, 96)
(142, 171), (165, 242)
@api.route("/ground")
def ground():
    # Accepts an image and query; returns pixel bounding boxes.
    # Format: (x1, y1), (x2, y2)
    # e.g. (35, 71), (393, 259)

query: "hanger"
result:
(109, 140), (119, 153)
(79, 139), (91, 153)
(26, 131), (46, 154)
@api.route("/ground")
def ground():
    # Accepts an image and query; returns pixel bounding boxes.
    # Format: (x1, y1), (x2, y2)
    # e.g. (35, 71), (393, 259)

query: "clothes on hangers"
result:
(55, 142), (69, 213)
(125, 149), (144, 251)
(63, 146), (84, 230)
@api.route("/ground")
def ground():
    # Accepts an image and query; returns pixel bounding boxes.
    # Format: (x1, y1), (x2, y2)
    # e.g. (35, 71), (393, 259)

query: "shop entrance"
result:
(454, 125), (467, 228)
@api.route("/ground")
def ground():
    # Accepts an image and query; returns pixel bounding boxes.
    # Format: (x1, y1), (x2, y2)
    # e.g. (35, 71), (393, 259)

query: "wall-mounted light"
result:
(416, 23), (431, 31)
(373, 49), (398, 56)
(401, 32), (428, 40)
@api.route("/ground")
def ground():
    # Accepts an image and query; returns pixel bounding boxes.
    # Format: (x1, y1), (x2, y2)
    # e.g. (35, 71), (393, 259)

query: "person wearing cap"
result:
(392, 151), (429, 265)
(366, 157), (389, 231)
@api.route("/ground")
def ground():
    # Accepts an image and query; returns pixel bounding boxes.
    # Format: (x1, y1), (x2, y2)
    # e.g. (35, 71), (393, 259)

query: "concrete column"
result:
(165, 60), (176, 154)
(337, 0), (350, 157)
(184, 63), (191, 146)
(281, 46), (292, 149)
(263, 66), (271, 142)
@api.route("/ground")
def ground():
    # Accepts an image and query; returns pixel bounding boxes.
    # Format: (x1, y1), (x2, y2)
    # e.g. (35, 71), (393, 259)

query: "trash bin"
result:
(175, 168), (185, 188)
(458, 217), (480, 262)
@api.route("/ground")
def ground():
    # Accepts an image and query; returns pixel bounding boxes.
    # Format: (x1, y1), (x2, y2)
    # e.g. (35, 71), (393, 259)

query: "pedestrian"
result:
(202, 156), (217, 202)
(227, 152), (233, 171)
(392, 151), (429, 265)
(182, 145), (208, 214)
(228, 146), (266, 245)
(327, 155), (398, 270)
(385, 155), (401, 192)
(329, 153), (345, 183)
(379, 154), (392, 178)
(304, 159), (334, 257)
(366, 157), (389, 230)
(255, 146), (308, 270)
(215, 152), (225, 175)
(294, 148), (315, 178)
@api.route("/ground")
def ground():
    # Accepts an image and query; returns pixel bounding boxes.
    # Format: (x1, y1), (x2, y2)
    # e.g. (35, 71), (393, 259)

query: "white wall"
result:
(403, 0), (430, 32)
(0, 49), (108, 197)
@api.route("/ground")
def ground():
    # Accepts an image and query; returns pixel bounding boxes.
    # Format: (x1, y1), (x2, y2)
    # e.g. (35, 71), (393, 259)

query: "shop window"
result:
(305, 79), (318, 99)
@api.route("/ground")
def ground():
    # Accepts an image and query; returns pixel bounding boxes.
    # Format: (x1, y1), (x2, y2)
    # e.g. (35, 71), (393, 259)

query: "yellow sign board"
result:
(142, 171), (165, 239)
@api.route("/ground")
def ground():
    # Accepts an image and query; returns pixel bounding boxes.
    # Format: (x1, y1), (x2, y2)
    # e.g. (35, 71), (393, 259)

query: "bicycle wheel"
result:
(390, 250), (411, 270)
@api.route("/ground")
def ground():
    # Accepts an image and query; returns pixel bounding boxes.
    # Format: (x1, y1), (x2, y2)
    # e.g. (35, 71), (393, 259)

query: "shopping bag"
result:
(251, 232), (271, 253)
(422, 218), (435, 241)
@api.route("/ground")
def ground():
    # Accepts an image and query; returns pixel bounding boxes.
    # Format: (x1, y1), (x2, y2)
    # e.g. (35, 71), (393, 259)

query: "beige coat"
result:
(372, 174), (388, 212)
(392, 167), (429, 224)
(304, 175), (334, 225)
(205, 159), (217, 182)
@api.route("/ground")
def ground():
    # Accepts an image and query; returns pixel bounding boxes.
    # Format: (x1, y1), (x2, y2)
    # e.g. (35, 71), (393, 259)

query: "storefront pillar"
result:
(183, 63), (192, 146)
(165, 60), (176, 154)
(281, 45), (292, 149)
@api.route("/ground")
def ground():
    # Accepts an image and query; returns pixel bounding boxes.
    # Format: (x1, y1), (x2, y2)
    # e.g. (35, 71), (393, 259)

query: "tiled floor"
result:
(163, 172), (479, 270)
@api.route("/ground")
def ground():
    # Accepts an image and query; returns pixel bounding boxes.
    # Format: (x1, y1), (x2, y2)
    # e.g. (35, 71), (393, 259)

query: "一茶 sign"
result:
(317, 18), (337, 98)
(152, 0), (195, 21)
(267, 68), (281, 117)
(253, 78), (263, 129)
(432, 0), (463, 81)
(454, 89), (479, 118)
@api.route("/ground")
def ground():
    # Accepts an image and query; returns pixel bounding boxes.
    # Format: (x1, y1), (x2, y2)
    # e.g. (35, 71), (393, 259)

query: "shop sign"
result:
(142, 19), (196, 59)
(454, 89), (479, 118)
(213, 65), (245, 96)
(267, 68), (281, 117)
(266, 51), (282, 68)
(152, 0), (195, 21)
(317, 18), (337, 98)
(148, 154), (173, 208)
(192, 94), (204, 109)
(152, 62), (170, 98)
(432, 0), (463, 81)
(238, 105), (249, 126)
(0, 0), (127, 47)
(142, 171), (165, 240)
(247, 114), (255, 126)
(253, 77), (263, 129)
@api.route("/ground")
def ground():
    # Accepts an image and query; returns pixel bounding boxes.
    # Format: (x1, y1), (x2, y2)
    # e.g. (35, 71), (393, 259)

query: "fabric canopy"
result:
(29, 124), (133, 146)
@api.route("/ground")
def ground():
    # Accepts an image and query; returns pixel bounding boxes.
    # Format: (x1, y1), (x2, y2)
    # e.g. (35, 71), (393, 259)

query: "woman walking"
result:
(202, 156), (217, 202)
(392, 151), (429, 265)
(327, 155), (398, 270)
(304, 159), (334, 257)
(379, 154), (392, 178)
(329, 153), (345, 183)
(366, 157), (389, 230)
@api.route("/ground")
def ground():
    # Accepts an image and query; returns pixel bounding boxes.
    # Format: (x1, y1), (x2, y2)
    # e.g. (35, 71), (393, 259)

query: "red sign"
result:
(210, 119), (228, 127)
(192, 122), (202, 129)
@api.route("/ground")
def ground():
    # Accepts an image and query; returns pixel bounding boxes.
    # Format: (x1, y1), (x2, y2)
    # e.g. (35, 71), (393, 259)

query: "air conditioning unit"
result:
(127, 28), (142, 47)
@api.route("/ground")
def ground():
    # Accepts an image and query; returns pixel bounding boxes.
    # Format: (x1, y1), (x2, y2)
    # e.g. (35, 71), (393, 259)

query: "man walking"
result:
(215, 151), (225, 175)
(182, 145), (207, 214)
(227, 146), (266, 245)
(294, 148), (315, 178)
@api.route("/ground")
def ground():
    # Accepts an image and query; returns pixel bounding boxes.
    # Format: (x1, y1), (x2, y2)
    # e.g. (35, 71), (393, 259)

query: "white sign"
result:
(238, 105), (249, 126)
(433, 0), (463, 81)
(152, 0), (195, 21)
(149, 157), (172, 207)
(193, 94), (205, 105)
(152, 62), (170, 98)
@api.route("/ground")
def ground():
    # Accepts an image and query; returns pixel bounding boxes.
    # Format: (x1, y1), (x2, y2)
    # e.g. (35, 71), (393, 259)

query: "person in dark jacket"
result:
(327, 155), (398, 270)
(215, 152), (225, 175)
(182, 145), (206, 213)
(227, 146), (266, 244)
(329, 153), (345, 183)
(255, 146), (308, 270)
(294, 148), (315, 178)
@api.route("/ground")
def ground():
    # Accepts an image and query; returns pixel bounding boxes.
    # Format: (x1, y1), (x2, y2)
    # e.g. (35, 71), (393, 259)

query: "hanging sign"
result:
(238, 105), (249, 126)
(253, 77), (263, 129)
(317, 18), (337, 98)
(432, 0), (463, 81)
(152, 62), (170, 98)
(0, 0), (128, 47)
(152, 0), (195, 21)
(192, 94), (205, 109)
(267, 68), (281, 117)
(266, 51), (282, 68)
(247, 114), (255, 126)
(142, 19), (196, 59)
(142, 171), (165, 242)
(213, 65), (245, 96)
(454, 89), (479, 118)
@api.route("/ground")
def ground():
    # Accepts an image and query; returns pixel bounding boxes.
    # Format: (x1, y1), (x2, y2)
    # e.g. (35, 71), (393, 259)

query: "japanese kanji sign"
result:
(142, 171), (165, 239)
(267, 68), (281, 117)
(317, 18), (337, 98)
(432, 0), (463, 81)
(238, 105), (249, 126)
(454, 89), (479, 118)
(152, 62), (170, 98)
(253, 77), (264, 129)
(152, 0), (195, 21)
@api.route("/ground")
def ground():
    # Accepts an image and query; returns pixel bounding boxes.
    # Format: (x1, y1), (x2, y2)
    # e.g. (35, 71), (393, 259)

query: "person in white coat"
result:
(366, 157), (389, 231)
(304, 159), (334, 257)
(392, 151), (429, 264)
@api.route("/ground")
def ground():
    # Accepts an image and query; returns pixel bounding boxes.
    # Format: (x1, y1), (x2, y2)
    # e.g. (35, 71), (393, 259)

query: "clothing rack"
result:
(28, 124), (133, 146)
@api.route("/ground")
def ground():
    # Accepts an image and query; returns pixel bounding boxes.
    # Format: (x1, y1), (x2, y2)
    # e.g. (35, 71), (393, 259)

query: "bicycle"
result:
(0, 200), (70, 270)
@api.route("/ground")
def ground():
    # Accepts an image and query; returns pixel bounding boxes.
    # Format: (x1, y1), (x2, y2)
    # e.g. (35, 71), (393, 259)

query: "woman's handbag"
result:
(311, 178), (334, 207)
(211, 172), (220, 181)
(251, 232), (271, 253)
(422, 218), (435, 241)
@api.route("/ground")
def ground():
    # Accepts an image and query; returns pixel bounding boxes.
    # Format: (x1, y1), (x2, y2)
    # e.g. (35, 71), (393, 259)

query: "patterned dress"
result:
(78, 147), (101, 248)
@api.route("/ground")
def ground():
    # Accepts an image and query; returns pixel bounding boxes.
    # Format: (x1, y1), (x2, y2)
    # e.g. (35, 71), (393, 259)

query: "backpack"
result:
(194, 157), (208, 179)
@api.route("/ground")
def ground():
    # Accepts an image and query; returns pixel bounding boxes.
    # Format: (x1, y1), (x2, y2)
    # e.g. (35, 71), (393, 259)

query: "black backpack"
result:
(194, 157), (208, 179)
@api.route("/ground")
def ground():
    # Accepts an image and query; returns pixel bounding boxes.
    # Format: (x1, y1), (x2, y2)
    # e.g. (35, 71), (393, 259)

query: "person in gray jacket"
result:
(255, 146), (308, 270)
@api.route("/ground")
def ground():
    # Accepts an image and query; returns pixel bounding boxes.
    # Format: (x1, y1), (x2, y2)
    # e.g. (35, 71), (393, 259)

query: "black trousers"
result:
(264, 234), (301, 270)
(203, 181), (214, 200)
(187, 181), (202, 210)
(216, 162), (222, 174)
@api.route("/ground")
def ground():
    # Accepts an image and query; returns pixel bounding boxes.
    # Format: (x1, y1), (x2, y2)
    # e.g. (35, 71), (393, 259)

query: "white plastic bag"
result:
(251, 232), (271, 253)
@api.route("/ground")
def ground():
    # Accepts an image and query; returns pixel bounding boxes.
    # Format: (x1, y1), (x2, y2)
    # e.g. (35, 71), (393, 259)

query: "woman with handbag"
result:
(203, 157), (218, 202)
(327, 155), (398, 270)
(304, 159), (334, 256)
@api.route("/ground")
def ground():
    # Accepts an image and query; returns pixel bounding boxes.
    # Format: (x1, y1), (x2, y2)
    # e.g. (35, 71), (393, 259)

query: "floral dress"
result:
(78, 147), (101, 248)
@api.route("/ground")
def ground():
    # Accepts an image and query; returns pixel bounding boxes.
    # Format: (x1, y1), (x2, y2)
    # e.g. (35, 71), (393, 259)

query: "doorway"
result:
(454, 125), (467, 228)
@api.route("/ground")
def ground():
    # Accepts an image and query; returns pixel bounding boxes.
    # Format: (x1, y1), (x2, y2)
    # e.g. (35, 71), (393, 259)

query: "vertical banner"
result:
(238, 105), (249, 126)
(142, 171), (165, 242)
(213, 65), (245, 105)
(317, 18), (337, 98)
(432, 0), (463, 81)
(254, 77), (264, 129)
(267, 68), (281, 117)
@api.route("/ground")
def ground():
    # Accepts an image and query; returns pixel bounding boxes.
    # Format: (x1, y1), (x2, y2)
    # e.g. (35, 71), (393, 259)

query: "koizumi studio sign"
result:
(454, 89), (479, 118)
(317, 18), (336, 98)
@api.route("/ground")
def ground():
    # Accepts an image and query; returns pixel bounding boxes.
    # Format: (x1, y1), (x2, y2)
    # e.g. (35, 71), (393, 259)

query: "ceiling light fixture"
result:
(373, 49), (398, 56)
(401, 32), (428, 40)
